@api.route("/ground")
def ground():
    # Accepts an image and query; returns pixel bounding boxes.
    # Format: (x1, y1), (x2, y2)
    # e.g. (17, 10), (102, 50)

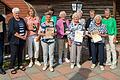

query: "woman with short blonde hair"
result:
(68, 12), (84, 69)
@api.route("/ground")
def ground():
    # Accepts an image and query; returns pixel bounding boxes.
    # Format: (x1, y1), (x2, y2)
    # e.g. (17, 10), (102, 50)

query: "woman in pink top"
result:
(56, 11), (70, 64)
(25, 7), (41, 67)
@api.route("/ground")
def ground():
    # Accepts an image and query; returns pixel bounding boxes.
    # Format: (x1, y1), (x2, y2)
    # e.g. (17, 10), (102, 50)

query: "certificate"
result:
(91, 30), (102, 43)
(0, 21), (3, 33)
(45, 27), (54, 39)
(74, 30), (84, 43)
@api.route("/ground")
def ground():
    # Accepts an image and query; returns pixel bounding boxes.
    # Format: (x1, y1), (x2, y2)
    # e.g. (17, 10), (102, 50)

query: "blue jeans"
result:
(41, 41), (55, 67)
(91, 42), (105, 65)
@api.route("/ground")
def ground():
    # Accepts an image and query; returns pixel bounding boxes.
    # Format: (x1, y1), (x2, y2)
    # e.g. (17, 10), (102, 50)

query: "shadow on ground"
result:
(70, 68), (92, 80)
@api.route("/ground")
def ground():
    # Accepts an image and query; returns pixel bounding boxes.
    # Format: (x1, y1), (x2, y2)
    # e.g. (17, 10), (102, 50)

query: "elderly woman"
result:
(25, 7), (41, 67)
(56, 11), (70, 64)
(8, 7), (27, 74)
(88, 15), (107, 70)
(40, 12), (56, 72)
(76, 10), (85, 27)
(68, 12), (84, 69)
(102, 8), (117, 69)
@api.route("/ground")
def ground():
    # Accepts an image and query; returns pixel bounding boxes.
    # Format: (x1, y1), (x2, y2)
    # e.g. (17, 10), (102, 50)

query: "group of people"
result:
(0, 6), (118, 75)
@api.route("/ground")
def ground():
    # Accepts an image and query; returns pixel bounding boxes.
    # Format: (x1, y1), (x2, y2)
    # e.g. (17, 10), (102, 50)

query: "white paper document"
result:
(0, 21), (3, 33)
(91, 30), (102, 43)
(74, 30), (84, 43)
(45, 27), (54, 39)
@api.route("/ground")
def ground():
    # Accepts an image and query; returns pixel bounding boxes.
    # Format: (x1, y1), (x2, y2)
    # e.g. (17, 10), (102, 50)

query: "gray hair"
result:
(12, 7), (20, 13)
(77, 10), (83, 14)
(59, 11), (66, 18)
(94, 15), (102, 20)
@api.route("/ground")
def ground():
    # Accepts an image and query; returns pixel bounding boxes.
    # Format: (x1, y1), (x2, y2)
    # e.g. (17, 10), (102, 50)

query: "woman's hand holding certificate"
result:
(91, 30), (102, 43)
(45, 27), (54, 39)
(74, 30), (84, 43)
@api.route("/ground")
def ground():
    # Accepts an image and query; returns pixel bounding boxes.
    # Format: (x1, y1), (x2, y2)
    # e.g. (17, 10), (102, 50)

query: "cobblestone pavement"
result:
(0, 45), (120, 80)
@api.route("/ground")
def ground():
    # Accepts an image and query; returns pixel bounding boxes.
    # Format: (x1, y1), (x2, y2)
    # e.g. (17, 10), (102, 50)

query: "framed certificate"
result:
(91, 30), (102, 43)
(45, 27), (54, 39)
(0, 21), (3, 33)
(74, 30), (84, 43)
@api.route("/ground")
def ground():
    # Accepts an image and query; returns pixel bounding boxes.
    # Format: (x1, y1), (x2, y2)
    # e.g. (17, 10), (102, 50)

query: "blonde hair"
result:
(59, 11), (66, 18)
(77, 10), (83, 14)
(72, 12), (80, 19)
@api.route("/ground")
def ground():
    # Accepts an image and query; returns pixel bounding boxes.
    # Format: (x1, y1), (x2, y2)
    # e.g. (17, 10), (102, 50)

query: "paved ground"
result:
(0, 45), (120, 80)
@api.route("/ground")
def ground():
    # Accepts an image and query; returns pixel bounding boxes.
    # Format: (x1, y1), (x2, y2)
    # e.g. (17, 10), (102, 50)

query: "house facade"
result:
(0, 0), (120, 40)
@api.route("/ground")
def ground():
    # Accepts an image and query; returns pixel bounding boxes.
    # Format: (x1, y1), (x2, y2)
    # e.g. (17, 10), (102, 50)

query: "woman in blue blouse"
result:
(88, 15), (107, 70)
(68, 12), (84, 69)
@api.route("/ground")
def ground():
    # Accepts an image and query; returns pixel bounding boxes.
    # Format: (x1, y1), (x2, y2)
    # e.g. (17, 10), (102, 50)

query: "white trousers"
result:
(106, 35), (117, 65)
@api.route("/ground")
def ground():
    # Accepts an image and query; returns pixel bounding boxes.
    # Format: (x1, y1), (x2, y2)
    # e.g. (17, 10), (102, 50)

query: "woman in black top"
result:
(8, 7), (27, 74)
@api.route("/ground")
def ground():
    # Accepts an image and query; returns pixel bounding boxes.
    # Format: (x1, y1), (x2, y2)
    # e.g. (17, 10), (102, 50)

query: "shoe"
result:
(49, 67), (54, 72)
(70, 63), (75, 69)
(11, 68), (17, 74)
(42, 65), (47, 71)
(19, 66), (26, 71)
(58, 58), (62, 64)
(88, 57), (92, 61)
(28, 61), (33, 68)
(105, 62), (112, 66)
(0, 68), (6, 75)
(65, 58), (70, 63)
(77, 63), (81, 68)
(35, 61), (41, 66)
(91, 64), (96, 69)
(110, 65), (117, 69)
(100, 66), (104, 71)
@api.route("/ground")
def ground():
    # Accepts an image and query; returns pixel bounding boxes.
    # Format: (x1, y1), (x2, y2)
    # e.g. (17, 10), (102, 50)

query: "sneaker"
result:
(42, 65), (47, 71)
(65, 58), (70, 63)
(110, 65), (117, 69)
(70, 63), (75, 69)
(91, 64), (96, 69)
(105, 62), (112, 66)
(77, 63), (81, 68)
(35, 61), (41, 66)
(100, 66), (104, 71)
(58, 58), (62, 64)
(49, 67), (54, 72)
(28, 61), (33, 68)
(88, 57), (92, 61)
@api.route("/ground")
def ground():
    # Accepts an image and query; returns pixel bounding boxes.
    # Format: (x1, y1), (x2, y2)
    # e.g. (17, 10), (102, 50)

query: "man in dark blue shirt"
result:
(0, 14), (6, 75)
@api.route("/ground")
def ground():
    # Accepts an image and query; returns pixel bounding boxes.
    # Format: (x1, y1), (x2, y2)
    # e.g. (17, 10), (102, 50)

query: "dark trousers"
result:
(0, 41), (3, 69)
(91, 42), (104, 65)
(10, 44), (24, 68)
(87, 37), (92, 57)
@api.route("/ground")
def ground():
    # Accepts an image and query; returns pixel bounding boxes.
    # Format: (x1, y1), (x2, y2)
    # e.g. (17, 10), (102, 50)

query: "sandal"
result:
(11, 68), (17, 74)
(19, 66), (26, 71)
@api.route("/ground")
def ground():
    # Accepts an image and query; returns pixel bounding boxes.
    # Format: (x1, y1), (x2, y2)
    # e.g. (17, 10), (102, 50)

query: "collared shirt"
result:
(88, 21), (107, 43)
(68, 22), (84, 45)
(56, 18), (69, 38)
